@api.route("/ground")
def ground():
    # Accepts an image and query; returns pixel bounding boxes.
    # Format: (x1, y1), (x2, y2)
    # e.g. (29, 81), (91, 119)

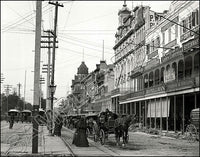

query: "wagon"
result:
(98, 112), (118, 145)
(185, 108), (199, 142)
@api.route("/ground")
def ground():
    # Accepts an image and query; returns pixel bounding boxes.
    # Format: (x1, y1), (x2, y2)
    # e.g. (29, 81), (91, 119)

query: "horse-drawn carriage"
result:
(185, 108), (199, 142)
(88, 110), (135, 146)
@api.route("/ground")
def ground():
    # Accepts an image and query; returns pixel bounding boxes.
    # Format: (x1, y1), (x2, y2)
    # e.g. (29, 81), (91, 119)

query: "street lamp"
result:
(49, 84), (56, 135)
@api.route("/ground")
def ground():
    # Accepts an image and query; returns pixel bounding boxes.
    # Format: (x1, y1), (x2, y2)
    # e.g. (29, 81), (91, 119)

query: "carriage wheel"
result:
(99, 129), (105, 145)
(125, 134), (129, 144)
(92, 127), (98, 142)
(86, 128), (90, 137)
(185, 124), (197, 142)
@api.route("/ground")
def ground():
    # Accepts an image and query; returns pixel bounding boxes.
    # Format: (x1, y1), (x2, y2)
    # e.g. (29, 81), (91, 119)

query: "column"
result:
(126, 103), (128, 114)
(145, 100), (147, 127)
(130, 102), (133, 115)
(166, 97), (169, 132)
(174, 95), (176, 132)
(160, 97), (162, 132)
(139, 101), (141, 124)
(155, 98), (156, 129)
(166, 97), (168, 132)
(150, 99), (151, 129)
(182, 94), (185, 134)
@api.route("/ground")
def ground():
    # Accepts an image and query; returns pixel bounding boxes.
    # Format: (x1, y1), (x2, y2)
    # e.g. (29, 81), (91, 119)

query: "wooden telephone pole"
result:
(48, 0), (63, 135)
(32, 0), (42, 154)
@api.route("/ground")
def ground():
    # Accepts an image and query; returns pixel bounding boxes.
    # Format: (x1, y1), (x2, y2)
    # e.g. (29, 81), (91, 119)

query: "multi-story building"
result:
(112, 1), (199, 133)
(70, 61), (89, 113)
(77, 60), (114, 113)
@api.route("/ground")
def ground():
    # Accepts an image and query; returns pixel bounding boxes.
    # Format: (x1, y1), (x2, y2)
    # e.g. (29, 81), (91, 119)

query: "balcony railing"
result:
(165, 77), (195, 92)
(145, 83), (166, 95)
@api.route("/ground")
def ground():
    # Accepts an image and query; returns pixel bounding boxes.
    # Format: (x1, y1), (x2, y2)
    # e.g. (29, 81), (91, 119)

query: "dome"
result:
(77, 61), (88, 75)
(118, 3), (131, 15)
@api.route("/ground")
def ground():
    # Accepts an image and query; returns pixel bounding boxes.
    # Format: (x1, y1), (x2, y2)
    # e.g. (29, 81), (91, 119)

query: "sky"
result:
(1, 1), (172, 105)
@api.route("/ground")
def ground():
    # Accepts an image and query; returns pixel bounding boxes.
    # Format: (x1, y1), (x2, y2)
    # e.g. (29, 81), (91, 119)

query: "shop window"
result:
(178, 60), (184, 80)
(172, 62), (177, 80)
(185, 56), (192, 78)
(161, 67), (165, 82)
(156, 36), (160, 47)
(182, 20), (187, 33)
(144, 74), (148, 88)
(155, 69), (160, 85)
(149, 72), (154, 87)
(194, 53), (199, 73)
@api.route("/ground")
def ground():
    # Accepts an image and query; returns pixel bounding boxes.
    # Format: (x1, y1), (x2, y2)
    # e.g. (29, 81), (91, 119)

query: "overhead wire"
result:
(58, 36), (113, 55)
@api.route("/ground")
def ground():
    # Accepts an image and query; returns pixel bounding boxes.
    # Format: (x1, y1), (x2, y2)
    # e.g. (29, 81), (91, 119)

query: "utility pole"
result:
(4, 85), (12, 113)
(24, 70), (26, 110)
(41, 30), (56, 134)
(32, 0), (42, 154)
(49, 0), (63, 135)
(40, 76), (45, 108)
(17, 83), (22, 98)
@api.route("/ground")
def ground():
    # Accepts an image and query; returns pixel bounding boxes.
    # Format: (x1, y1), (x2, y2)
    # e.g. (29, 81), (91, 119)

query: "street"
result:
(1, 121), (199, 156)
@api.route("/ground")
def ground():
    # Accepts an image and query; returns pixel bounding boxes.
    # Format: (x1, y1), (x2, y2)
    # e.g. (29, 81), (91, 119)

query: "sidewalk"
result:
(1, 122), (71, 156)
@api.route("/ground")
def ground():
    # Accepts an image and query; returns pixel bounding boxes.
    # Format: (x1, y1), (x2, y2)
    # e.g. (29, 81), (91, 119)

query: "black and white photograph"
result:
(1, 0), (199, 156)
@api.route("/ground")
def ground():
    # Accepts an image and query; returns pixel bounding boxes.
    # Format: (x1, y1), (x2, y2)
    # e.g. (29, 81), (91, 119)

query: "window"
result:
(175, 24), (178, 38)
(185, 56), (192, 78)
(168, 28), (171, 42)
(161, 67), (165, 82)
(194, 53), (199, 73)
(149, 72), (154, 87)
(178, 60), (184, 80)
(152, 40), (155, 52)
(155, 69), (160, 85)
(171, 25), (175, 41)
(182, 20), (187, 33)
(144, 74), (148, 88)
(188, 15), (192, 29)
(162, 32), (165, 45)
(172, 62), (177, 80)
(146, 44), (150, 55)
(156, 37), (160, 47)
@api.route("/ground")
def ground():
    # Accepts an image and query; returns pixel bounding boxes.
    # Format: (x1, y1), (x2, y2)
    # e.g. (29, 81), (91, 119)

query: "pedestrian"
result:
(53, 114), (63, 136)
(72, 117), (89, 147)
(9, 114), (15, 129)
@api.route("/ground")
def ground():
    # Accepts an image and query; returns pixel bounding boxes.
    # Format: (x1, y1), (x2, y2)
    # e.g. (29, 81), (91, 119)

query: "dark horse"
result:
(114, 114), (136, 146)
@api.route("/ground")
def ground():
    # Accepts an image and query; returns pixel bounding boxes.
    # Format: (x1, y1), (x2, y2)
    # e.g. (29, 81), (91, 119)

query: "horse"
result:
(114, 114), (136, 146)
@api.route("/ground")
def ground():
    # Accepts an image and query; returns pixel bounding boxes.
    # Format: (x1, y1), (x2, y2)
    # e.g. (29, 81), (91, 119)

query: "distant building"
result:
(70, 61), (89, 113)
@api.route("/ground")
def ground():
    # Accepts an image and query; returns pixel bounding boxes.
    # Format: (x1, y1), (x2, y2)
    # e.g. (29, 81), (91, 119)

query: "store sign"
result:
(149, 10), (157, 28)
(161, 48), (183, 63)
(182, 37), (199, 52)
(164, 67), (175, 83)
(180, 26), (199, 42)
(145, 58), (160, 70)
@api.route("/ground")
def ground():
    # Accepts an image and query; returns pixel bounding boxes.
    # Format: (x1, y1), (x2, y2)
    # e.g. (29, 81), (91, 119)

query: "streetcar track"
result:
(61, 126), (119, 156)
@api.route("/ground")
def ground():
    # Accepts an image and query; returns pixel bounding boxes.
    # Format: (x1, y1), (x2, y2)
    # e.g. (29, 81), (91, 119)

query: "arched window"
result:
(178, 60), (184, 80)
(144, 74), (148, 88)
(185, 56), (192, 78)
(172, 62), (177, 80)
(149, 72), (154, 87)
(194, 53), (199, 74)
(161, 67), (165, 82)
(155, 69), (160, 85)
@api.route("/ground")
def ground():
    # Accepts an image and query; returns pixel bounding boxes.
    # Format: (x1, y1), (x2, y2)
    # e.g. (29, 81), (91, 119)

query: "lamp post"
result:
(49, 84), (56, 135)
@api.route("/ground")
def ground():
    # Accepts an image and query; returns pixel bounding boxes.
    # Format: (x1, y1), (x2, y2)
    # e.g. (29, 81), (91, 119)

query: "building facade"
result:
(112, 1), (199, 133)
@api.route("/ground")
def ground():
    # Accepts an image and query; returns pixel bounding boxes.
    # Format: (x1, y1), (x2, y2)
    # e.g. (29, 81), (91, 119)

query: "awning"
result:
(147, 98), (170, 118)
